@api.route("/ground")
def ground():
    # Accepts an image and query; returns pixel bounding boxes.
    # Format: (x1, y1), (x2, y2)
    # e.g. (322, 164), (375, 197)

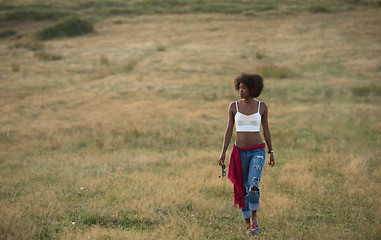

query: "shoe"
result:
(245, 222), (260, 235)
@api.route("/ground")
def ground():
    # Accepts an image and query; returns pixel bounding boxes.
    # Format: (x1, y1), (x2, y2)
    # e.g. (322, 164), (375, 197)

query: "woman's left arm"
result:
(261, 102), (275, 167)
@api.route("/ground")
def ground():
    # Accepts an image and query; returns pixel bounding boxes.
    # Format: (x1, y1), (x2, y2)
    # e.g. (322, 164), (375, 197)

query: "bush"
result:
(156, 45), (166, 52)
(35, 17), (94, 40)
(106, 7), (144, 15)
(123, 62), (135, 73)
(309, 5), (331, 13)
(113, 20), (125, 25)
(192, 4), (242, 14)
(0, 29), (17, 38)
(3, 9), (71, 22)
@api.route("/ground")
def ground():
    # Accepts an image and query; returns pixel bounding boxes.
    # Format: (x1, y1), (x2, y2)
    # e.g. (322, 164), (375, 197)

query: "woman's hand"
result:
(268, 154), (275, 167)
(218, 153), (226, 166)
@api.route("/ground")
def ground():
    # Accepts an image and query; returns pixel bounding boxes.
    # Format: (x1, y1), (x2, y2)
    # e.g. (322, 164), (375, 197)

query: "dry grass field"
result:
(0, 1), (381, 239)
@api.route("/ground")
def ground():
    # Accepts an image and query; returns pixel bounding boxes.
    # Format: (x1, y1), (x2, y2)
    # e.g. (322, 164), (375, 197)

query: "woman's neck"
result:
(242, 97), (254, 103)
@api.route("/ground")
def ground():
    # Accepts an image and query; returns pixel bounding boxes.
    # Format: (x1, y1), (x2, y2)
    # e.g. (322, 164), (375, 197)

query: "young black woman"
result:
(218, 72), (275, 235)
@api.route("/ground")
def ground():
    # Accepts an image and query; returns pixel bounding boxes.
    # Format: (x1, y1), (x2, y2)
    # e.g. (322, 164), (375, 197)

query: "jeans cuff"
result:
(241, 209), (251, 219)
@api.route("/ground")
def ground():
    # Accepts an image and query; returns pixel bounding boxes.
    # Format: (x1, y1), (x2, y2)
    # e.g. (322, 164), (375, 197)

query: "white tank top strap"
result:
(235, 101), (239, 113)
(257, 101), (261, 113)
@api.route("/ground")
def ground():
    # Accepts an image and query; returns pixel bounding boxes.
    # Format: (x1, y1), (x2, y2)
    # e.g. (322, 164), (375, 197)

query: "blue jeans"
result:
(238, 147), (266, 219)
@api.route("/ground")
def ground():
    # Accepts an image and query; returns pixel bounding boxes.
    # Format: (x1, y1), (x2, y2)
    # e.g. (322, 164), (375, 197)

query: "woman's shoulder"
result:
(229, 101), (238, 106)
(228, 101), (238, 113)
(258, 101), (268, 112)
(258, 100), (267, 106)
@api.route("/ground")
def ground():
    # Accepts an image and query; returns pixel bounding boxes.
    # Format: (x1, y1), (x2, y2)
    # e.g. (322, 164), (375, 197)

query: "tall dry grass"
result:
(0, 6), (380, 240)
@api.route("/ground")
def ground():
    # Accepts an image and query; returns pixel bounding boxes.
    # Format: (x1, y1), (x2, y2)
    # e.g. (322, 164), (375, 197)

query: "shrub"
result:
(106, 7), (144, 15)
(100, 55), (110, 66)
(156, 45), (166, 52)
(0, 3), (16, 11)
(256, 52), (265, 60)
(309, 5), (331, 13)
(3, 9), (71, 22)
(11, 63), (20, 72)
(0, 29), (17, 38)
(123, 62), (135, 73)
(192, 4), (242, 14)
(113, 20), (125, 24)
(34, 51), (63, 61)
(35, 17), (94, 40)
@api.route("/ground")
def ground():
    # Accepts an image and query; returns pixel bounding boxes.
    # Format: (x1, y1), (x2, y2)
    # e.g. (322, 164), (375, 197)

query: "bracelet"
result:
(268, 150), (274, 155)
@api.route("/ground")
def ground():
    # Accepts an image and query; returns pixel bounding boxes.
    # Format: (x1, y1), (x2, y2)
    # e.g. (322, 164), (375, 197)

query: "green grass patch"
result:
(352, 83), (381, 97)
(82, 213), (158, 230)
(12, 40), (44, 51)
(34, 51), (63, 61)
(256, 64), (293, 78)
(35, 17), (94, 40)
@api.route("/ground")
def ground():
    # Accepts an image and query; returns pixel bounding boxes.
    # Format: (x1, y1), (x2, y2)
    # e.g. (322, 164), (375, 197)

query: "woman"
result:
(218, 72), (275, 235)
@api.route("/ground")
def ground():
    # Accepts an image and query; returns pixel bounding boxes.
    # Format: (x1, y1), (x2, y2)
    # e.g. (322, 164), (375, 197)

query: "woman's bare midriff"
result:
(235, 132), (263, 147)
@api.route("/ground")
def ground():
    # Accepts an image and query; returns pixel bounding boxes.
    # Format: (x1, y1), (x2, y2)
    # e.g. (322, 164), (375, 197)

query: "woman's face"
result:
(239, 82), (251, 98)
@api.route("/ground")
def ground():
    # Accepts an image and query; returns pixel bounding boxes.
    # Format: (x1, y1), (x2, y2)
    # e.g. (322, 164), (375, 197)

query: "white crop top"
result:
(235, 101), (261, 132)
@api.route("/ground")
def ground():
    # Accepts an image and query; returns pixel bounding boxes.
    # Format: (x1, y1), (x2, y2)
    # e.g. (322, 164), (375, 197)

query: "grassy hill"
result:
(0, 1), (380, 239)
(1, 0), (380, 22)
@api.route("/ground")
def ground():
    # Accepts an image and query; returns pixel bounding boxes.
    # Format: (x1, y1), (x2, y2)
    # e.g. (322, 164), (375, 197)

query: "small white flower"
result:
(80, 187), (84, 190)
(72, 222), (76, 225)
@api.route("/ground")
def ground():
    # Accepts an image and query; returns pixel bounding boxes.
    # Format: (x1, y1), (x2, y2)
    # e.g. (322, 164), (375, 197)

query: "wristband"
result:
(268, 150), (274, 155)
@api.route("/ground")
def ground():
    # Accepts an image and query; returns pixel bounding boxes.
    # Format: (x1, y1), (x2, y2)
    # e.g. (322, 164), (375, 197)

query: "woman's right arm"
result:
(218, 103), (235, 165)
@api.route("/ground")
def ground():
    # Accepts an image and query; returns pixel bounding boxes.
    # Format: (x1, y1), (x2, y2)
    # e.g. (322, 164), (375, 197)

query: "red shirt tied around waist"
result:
(228, 143), (266, 209)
